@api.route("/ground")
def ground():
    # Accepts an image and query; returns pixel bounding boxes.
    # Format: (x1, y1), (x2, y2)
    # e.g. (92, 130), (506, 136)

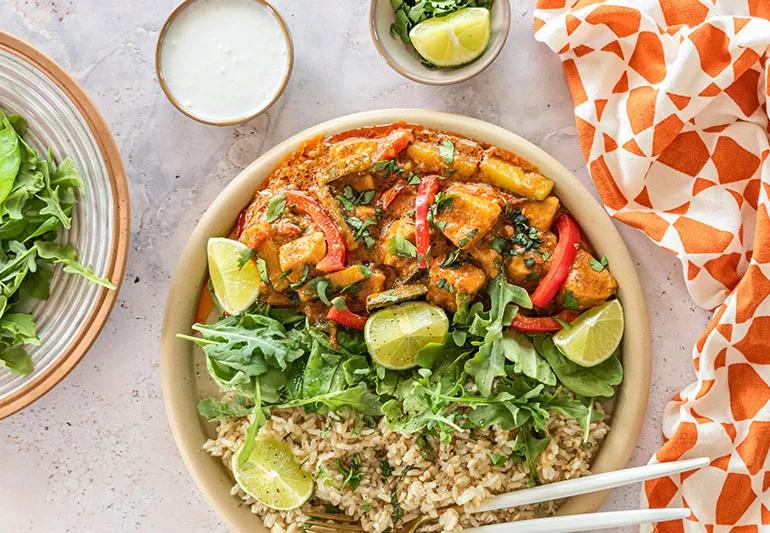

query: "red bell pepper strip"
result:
(327, 298), (368, 329)
(284, 190), (346, 272)
(414, 175), (440, 269)
(234, 209), (248, 239)
(372, 129), (414, 161)
(510, 310), (580, 333)
(530, 212), (581, 308)
(378, 183), (406, 212)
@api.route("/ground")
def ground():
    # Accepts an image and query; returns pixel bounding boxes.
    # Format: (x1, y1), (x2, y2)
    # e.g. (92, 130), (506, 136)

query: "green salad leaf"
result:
(0, 109), (115, 376)
(0, 112), (21, 205)
(533, 334), (623, 397)
(185, 269), (623, 482)
(390, 0), (494, 46)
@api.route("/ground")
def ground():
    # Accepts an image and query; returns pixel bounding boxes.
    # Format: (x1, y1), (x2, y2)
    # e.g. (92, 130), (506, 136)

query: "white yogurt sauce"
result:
(159, 0), (290, 123)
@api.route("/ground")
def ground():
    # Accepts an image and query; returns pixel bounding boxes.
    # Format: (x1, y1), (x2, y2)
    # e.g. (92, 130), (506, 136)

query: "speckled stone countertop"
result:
(0, 1), (709, 531)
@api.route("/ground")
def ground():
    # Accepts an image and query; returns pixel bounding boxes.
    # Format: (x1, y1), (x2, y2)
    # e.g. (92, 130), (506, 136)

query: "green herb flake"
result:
(265, 193), (286, 222)
(439, 139), (455, 165)
(389, 235), (417, 258)
(562, 290), (580, 310)
(589, 256), (609, 272)
(490, 452), (507, 467)
(237, 248), (254, 269)
(441, 248), (462, 268)
(407, 172), (421, 186)
(490, 236), (507, 254)
(371, 158), (402, 176)
(336, 454), (363, 491)
(316, 278), (332, 305)
(289, 264), (311, 289)
(346, 216), (377, 249)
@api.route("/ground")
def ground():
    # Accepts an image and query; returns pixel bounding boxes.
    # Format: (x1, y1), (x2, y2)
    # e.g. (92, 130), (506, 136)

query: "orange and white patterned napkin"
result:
(533, 1), (770, 531)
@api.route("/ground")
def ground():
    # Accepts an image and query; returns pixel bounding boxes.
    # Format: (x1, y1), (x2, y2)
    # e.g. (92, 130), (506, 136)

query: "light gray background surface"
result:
(0, 1), (709, 531)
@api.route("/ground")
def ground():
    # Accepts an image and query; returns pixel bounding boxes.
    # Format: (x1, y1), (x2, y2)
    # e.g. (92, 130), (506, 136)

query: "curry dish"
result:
(188, 122), (625, 532)
(234, 123), (617, 328)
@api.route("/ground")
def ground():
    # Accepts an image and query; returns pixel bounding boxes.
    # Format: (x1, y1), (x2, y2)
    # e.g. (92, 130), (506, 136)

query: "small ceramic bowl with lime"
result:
(369, 0), (511, 85)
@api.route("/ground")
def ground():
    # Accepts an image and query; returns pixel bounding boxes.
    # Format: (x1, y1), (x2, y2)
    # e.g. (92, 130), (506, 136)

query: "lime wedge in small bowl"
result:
(207, 237), (260, 315)
(409, 7), (491, 68)
(553, 299), (624, 368)
(232, 437), (313, 511)
(364, 301), (448, 370)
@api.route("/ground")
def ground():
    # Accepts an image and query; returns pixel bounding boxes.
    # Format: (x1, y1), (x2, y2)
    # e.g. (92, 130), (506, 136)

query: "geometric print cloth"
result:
(533, 1), (770, 531)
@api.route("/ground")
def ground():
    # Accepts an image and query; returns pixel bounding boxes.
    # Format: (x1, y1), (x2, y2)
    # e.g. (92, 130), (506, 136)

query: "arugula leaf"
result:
(0, 111), (21, 205)
(533, 335), (623, 397)
(501, 331), (556, 385)
(512, 424), (550, 485)
(0, 346), (33, 375)
(35, 242), (116, 289)
(277, 383), (382, 415)
(465, 275), (531, 396)
(197, 396), (254, 419)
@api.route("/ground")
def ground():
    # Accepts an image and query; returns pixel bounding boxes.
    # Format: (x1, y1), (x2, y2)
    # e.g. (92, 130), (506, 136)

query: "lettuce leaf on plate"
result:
(0, 109), (115, 376)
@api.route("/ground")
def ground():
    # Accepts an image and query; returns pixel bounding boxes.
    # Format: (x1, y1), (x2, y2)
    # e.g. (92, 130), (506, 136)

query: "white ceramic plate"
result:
(0, 33), (130, 419)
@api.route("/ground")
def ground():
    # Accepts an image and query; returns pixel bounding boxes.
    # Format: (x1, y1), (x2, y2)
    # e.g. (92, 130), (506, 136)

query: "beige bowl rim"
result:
(160, 108), (651, 531)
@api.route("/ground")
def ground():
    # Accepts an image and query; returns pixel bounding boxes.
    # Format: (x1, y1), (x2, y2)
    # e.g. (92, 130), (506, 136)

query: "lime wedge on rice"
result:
(232, 437), (313, 510)
(409, 7), (491, 68)
(553, 300), (624, 368)
(207, 237), (260, 315)
(364, 301), (448, 370)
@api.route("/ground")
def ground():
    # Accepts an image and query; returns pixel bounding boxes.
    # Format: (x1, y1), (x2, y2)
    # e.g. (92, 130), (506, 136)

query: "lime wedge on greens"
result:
(364, 301), (448, 370)
(207, 237), (260, 315)
(409, 7), (491, 67)
(553, 300), (624, 368)
(232, 437), (313, 511)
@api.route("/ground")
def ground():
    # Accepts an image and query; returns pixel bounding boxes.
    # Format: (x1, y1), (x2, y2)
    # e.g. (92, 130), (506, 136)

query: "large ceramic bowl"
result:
(0, 33), (130, 419)
(161, 109), (651, 531)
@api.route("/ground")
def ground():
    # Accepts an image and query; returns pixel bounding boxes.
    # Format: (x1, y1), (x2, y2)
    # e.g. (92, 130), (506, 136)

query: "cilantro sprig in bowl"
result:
(369, 0), (511, 85)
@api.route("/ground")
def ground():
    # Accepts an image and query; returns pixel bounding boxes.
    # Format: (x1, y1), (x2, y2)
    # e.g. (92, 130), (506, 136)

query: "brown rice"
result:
(203, 407), (609, 533)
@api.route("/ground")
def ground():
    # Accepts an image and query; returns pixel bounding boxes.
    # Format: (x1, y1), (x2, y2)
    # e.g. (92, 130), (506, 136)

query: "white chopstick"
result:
(470, 456), (709, 513)
(464, 508), (691, 533)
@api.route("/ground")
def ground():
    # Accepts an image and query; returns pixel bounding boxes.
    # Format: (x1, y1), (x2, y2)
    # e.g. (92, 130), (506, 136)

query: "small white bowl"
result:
(369, 0), (510, 85)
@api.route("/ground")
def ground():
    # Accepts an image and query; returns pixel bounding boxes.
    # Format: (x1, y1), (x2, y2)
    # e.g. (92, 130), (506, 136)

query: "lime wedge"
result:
(553, 300), (624, 368)
(364, 301), (448, 370)
(207, 237), (260, 315)
(409, 8), (491, 68)
(232, 437), (313, 511)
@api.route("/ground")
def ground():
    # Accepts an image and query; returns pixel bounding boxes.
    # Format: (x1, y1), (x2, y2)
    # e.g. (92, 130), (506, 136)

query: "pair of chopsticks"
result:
(463, 457), (708, 533)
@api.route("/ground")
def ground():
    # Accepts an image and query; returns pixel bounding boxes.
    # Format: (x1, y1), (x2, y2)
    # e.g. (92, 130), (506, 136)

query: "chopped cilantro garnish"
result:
(589, 256), (609, 272)
(441, 248), (462, 268)
(389, 235), (417, 258)
(439, 139), (455, 165)
(265, 193), (286, 222)
(370, 158), (403, 176)
(346, 216), (377, 249)
(315, 278), (331, 305)
(562, 290), (580, 310)
(289, 264), (311, 289)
